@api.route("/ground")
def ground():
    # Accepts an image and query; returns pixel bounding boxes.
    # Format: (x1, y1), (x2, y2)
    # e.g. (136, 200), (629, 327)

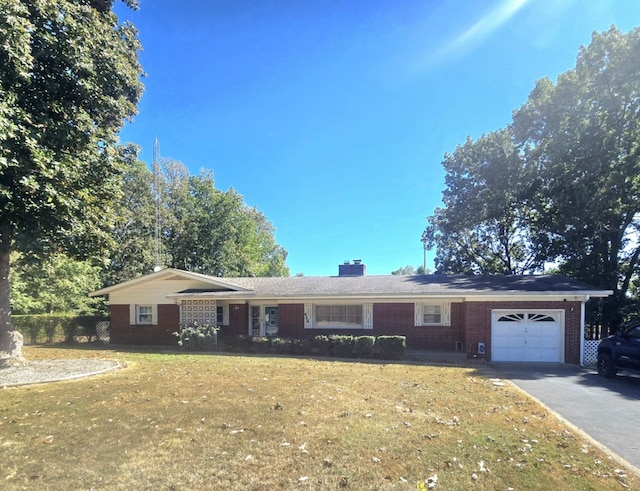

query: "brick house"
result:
(90, 261), (611, 365)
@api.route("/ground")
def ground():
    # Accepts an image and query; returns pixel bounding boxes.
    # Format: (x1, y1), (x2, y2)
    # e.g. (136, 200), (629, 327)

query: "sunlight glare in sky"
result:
(427, 0), (532, 67)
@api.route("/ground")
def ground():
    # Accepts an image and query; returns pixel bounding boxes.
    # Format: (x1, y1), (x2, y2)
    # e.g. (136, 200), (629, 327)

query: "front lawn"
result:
(0, 346), (635, 490)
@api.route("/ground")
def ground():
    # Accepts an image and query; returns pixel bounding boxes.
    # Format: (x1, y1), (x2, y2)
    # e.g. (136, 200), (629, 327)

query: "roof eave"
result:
(163, 290), (613, 301)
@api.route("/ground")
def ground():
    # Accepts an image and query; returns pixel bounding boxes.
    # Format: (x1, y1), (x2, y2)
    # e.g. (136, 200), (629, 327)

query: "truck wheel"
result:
(597, 353), (616, 378)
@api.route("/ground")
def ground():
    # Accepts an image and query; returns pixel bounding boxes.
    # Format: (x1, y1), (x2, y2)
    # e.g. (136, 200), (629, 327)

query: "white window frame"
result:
(304, 303), (373, 330)
(216, 304), (230, 326)
(130, 304), (158, 325)
(415, 301), (451, 327)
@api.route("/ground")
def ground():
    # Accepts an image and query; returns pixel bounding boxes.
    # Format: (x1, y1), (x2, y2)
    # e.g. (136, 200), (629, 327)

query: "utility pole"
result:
(153, 136), (162, 272)
(421, 233), (428, 274)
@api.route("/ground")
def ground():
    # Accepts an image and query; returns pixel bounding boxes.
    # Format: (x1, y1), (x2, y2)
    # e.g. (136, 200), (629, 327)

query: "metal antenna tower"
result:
(153, 136), (163, 272)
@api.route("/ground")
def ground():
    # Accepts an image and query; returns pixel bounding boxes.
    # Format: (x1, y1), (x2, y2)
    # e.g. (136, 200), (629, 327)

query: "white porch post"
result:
(579, 297), (588, 367)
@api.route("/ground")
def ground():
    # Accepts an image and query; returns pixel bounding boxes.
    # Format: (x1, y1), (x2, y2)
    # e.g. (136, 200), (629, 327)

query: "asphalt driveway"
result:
(490, 363), (640, 471)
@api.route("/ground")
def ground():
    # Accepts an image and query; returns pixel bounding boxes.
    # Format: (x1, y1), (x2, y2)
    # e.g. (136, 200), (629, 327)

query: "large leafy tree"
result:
(161, 159), (289, 277)
(104, 158), (289, 281)
(424, 129), (545, 274)
(11, 252), (103, 315)
(0, 0), (143, 351)
(512, 26), (640, 329)
(105, 154), (156, 285)
(425, 26), (640, 331)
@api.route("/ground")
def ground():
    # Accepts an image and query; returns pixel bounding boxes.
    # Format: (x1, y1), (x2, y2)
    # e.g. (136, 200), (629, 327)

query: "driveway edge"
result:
(503, 378), (640, 479)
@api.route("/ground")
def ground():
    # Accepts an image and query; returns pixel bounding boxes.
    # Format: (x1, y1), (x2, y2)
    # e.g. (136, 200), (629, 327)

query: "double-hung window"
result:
(130, 304), (158, 325)
(422, 304), (442, 324)
(137, 305), (153, 324)
(415, 302), (451, 326)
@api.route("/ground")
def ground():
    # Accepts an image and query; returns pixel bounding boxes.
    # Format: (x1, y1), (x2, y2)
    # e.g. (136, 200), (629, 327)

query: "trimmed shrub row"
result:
(220, 334), (406, 360)
(12, 314), (107, 344)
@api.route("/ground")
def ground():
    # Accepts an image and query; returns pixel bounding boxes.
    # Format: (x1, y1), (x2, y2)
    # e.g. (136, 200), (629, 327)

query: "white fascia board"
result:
(458, 291), (612, 302)
(162, 290), (612, 304)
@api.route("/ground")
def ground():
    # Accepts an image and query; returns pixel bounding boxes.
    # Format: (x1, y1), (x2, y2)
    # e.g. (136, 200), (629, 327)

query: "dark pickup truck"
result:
(597, 319), (640, 378)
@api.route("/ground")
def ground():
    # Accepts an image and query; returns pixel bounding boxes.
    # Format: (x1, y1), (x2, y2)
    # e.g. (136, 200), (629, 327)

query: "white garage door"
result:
(492, 311), (564, 362)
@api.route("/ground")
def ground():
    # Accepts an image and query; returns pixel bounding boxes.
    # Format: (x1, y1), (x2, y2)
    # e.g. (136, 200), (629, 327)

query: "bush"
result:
(292, 338), (312, 356)
(251, 336), (272, 353)
(353, 336), (376, 358)
(218, 334), (406, 360)
(271, 337), (292, 354)
(174, 321), (219, 351)
(312, 335), (332, 357)
(331, 335), (354, 358)
(375, 336), (406, 360)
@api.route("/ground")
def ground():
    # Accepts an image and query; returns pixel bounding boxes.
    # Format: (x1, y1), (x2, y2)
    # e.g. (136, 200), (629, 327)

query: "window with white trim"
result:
(415, 301), (451, 326)
(316, 305), (362, 327)
(130, 304), (158, 325)
(304, 303), (373, 329)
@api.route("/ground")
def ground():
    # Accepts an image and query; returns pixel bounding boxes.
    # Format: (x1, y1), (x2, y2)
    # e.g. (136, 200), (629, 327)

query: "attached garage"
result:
(492, 311), (564, 362)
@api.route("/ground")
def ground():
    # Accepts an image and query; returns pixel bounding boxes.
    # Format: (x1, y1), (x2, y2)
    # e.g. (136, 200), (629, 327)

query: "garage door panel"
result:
(537, 348), (561, 362)
(493, 347), (525, 361)
(492, 311), (563, 362)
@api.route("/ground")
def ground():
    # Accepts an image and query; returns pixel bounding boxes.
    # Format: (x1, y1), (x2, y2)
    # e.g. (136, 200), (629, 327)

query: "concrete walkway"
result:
(489, 363), (640, 472)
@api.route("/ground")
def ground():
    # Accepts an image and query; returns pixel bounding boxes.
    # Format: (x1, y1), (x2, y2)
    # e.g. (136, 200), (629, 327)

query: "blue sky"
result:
(114, 0), (640, 276)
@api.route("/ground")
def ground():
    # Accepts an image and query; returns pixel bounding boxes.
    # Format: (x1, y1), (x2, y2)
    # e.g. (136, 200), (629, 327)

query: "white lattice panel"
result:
(181, 299), (216, 325)
(583, 340), (600, 367)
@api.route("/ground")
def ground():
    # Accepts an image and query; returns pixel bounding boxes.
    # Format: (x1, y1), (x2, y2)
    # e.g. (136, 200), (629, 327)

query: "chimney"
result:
(338, 259), (366, 277)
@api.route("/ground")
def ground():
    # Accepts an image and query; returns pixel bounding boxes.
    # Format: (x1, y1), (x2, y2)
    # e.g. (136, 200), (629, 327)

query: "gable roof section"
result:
(89, 267), (251, 297)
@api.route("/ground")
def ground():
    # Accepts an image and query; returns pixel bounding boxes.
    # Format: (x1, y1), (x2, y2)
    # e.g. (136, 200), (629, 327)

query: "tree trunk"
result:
(0, 223), (13, 353)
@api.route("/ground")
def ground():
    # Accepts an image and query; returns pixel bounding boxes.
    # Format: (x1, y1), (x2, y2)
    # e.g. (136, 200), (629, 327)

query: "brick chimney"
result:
(338, 259), (366, 277)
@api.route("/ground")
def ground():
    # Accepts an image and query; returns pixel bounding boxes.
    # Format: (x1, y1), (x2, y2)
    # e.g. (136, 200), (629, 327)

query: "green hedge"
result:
(12, 314), (107, 344)
(374, 335), (407, 360)
(218, 334), (406, 360)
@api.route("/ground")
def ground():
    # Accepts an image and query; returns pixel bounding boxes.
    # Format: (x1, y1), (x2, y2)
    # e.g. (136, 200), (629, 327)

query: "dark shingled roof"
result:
(171, 274), (610, 298)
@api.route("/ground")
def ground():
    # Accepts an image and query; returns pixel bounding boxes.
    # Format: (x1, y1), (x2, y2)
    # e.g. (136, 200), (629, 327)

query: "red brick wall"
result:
(372, 303), (465, 351)
(275, 303), (464, 351)
(110, 304), (179, 345)
(109, 300), (583, 362)
(462, 301), (582, 363)
(278, 304), (305, 338)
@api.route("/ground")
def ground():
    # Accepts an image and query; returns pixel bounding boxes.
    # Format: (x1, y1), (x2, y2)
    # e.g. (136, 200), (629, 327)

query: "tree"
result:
(424, 129), (545, 274)
(143, 158), (289, 278)
(425, 26), (640, 332)
(0, 1), (144, 352)
(105, 155), (156, 285)
(11, 253), (103, 315)
(512, 26), (640, 330)
(391, 265), (429, 275)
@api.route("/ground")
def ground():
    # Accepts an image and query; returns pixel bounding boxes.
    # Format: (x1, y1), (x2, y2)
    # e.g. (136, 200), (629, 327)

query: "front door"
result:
(265, 306), (278, 337)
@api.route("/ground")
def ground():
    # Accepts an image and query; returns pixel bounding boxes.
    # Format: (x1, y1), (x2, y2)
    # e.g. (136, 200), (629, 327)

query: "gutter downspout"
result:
(580, 296), (589, 367)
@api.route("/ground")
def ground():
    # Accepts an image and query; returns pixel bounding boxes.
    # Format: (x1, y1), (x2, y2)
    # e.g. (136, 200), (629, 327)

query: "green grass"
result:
(0, 346), (636, 490)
